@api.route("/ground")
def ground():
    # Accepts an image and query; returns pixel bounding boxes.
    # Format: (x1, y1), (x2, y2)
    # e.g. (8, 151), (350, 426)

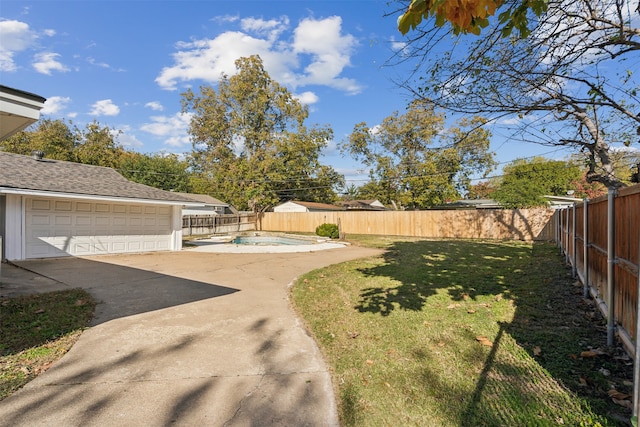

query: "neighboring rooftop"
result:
(0, 151), (199, 204)
(338, 199), (387, 211)
(277, 201), (345, 211)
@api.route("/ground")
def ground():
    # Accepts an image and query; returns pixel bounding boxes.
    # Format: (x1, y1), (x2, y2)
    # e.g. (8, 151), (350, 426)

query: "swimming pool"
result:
(232, 235), (316, 246)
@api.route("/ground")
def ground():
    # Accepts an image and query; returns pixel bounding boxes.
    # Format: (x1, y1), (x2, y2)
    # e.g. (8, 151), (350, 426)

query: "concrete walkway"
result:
(0, 246), (380, 426)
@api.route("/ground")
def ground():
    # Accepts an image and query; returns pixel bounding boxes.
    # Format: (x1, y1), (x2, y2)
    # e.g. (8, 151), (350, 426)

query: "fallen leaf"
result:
(612, 398), (633, 409)
(580, 348), (606, 358)
(579, 376), (588, 386)
(437, 341), (446, 347)
(384, 382), (391, 388)
(319, 274), (326, 278)
(462, 293), (470, 300)
(365, 359), (374, 365)
(476, 336), (493, 347)
(569, 354), (578, 360)
(447, 303), (461, 309)
(75, 299), (86, 306)
(533, 346), (542, 356)
(608, 389), (632, 400)
(34, 308), (45, 314)
(349, 332), (360, 339)
(467, 309), (476, 314)
(495, 294), (503, 301)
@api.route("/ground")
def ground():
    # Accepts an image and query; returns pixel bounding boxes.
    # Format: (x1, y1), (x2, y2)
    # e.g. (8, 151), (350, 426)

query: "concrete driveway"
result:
(0, 246), (380, 426)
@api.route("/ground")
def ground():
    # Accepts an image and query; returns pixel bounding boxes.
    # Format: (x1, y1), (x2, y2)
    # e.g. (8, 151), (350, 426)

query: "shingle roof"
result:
(172, 192), (228, 206)
(285, 201), (344, 211)
(0, 152), (198, 203)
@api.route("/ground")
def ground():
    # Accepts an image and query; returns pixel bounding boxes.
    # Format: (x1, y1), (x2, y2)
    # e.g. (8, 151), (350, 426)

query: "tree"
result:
(182, 55), (343, 211)
(73, 120), (125, 168)
(467, 181), (496, 199)
(119, 152), (192, 192)
(397, 0), (548, 37)
(397, 0), (639, 189)
(341, 100), (495, 209)
(1, 118), (77, 160)
(492, 157), (582, 208)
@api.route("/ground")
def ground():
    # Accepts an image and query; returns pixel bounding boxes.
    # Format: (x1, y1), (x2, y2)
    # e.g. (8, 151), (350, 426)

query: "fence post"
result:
(559, 208), (564, 255)
(607, 188), (616, 347)
(633, 230), (640, 419)
(572, 203), (577, 278)
(565, 208), (570, 264)
(583, 199), (589, 299)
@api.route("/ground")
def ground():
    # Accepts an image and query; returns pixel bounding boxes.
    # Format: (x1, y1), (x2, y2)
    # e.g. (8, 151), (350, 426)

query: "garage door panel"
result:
(26, 198), (174, 258)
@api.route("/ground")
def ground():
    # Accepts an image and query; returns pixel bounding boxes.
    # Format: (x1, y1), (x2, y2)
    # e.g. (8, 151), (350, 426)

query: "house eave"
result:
(0, 187), (203, 206)
(0, 85), (47, 140)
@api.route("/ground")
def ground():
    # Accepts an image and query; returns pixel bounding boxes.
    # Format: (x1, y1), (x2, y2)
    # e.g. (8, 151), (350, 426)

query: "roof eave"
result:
(0, 187), (203, 206)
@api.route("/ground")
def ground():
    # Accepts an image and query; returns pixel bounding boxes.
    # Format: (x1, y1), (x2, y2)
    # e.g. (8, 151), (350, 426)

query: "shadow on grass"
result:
(355, 240), (530, 316)
(352, 240), (632, 426)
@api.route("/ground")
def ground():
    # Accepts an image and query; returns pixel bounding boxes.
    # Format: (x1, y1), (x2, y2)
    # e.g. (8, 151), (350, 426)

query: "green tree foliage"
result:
(1, 118), (77, 160)
(1, 119), (195, 193)
(119, 152), (192, 192)
(73, 120), (125, 168)
(182, 55), (343, 211)
(341, 100), (495, 209)
(492, 158), (582, 208)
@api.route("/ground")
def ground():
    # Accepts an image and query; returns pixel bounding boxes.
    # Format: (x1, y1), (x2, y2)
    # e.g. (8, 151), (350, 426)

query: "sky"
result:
(0, 0), (578, 188)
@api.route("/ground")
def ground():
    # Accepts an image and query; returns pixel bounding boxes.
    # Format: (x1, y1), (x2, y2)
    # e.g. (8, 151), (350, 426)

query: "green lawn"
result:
(0, 289), (95, 400)
(292, 237), (633, 426)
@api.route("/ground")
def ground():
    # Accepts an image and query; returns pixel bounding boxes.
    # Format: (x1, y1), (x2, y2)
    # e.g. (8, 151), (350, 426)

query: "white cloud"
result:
(89, 99), (120, 116)
(140, 112), (192, 147)
(145, 101), (164, 111)
(156, 15), (361, 95)
(41, 96), (71, 114)
(240, 16), (289, 40)
(294, 91), (319, 105)
(33, 52), (69, 75)
(0, 19), (37, 71)
(116, 126), (144, 148)
(292, 16), (360, 94)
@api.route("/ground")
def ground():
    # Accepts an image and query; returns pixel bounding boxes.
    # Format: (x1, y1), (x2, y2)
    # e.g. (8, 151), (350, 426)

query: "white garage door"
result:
(25, 197), (172, 258)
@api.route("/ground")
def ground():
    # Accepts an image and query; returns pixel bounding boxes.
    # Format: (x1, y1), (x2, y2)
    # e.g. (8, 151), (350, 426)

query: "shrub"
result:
(316, 223), (339, 239)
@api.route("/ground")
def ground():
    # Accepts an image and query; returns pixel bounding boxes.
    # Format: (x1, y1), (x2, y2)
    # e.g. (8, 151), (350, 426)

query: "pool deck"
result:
(186, 237), (348, 254)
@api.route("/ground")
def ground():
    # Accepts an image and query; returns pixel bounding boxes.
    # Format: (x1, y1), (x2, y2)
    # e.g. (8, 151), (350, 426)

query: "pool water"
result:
(232, 236), (314, 246)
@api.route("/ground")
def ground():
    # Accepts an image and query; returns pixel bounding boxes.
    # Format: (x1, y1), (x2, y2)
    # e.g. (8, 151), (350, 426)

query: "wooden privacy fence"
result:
(555, 185), (640, 356)
(258, 208), (555, 241)
(182, 213), (256, 236)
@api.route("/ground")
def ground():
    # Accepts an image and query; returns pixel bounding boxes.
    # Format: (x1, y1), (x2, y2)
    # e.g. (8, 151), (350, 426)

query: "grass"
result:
(291, 236), (634, 426)
(0, 289), (95, 400)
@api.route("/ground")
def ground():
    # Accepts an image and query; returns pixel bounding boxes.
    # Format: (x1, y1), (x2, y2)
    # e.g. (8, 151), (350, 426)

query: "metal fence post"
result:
(633, 230), (640, 419)
(572, 203), (577, 278)
(583, 199), (589, 298)
(607, 188), (616, 347)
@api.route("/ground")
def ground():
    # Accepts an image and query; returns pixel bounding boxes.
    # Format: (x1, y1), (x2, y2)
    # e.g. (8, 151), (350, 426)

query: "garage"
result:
(1, 151), (201, 261)
(25, 197), (173, 258)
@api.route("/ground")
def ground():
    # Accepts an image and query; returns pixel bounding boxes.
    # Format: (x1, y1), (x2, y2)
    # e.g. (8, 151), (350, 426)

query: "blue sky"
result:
(0, 0), (575, 187)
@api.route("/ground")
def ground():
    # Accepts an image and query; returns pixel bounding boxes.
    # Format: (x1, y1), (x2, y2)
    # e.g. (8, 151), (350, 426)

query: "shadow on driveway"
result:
(13, 256), (239, 325)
